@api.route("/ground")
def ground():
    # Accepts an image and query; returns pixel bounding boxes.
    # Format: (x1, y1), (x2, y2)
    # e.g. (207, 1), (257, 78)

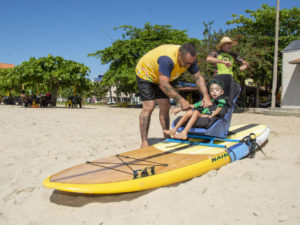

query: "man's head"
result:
(208, 79), (224, 99)
(216, 36), (237, 52)
(178, 43), (197, 68)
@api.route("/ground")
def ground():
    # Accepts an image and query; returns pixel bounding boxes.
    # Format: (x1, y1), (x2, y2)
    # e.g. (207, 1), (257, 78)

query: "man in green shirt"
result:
(206, 36), (250, 100)
(206, 36), (250, 75)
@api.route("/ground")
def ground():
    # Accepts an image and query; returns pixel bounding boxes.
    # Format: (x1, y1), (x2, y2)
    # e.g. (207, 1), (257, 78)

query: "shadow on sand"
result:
(49, 189), (154, 207)
(148, 138), (165, 145)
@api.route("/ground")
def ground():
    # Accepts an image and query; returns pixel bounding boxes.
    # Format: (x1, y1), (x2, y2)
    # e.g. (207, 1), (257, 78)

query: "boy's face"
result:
(209, 84), (224, 99)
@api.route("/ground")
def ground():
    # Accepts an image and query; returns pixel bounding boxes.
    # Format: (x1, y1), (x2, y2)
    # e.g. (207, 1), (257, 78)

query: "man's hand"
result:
(159, 74), (189, 111)
(201, 95), (212, 108)
(191, 71), (212, 108)
(223, 61), (232, 68)
(240, 64), (248, 71)
(240, 59), (250, 71)
(179, 98), (191, 111)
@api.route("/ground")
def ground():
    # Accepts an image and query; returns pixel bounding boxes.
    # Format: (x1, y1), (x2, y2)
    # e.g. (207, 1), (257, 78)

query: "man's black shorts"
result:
(136, 76), (169, 101)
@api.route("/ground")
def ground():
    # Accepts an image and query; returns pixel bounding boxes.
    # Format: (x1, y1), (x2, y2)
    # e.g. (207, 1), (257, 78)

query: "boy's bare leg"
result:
(175, 111), (201, 140)
(163, 109), (193, 138)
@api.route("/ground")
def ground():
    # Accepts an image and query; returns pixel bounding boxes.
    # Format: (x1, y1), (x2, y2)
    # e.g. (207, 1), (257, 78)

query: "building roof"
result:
(289, 57), (300, 64)
(94, 74), (104, 82)
(283, 40), (300, 53)
(0, 63), (15, 69)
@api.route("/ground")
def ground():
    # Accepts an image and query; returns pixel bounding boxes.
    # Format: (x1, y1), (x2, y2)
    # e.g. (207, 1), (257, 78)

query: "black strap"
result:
(240, 133), (266, 158)
(87, 154), (168, 179)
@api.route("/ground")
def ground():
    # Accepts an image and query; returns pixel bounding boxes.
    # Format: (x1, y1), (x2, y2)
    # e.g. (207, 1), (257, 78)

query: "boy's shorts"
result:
(136, 76), (169, 101)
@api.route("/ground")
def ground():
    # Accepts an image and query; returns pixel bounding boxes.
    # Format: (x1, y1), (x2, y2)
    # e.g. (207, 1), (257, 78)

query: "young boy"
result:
(164, 79), (227, 140)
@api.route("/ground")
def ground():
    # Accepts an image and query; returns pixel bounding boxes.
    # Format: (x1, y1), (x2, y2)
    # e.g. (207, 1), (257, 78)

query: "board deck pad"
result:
(43, 124), (269, 194)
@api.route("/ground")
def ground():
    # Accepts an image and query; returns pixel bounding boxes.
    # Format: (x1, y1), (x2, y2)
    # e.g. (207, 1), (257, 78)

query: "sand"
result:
(0, 105), (299, 225)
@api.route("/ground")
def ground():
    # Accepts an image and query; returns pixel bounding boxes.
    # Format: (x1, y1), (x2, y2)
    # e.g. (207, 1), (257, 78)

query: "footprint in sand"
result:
(242, 171), (255, 181)
(296, 154), (300, 166)
(3, 187), (36, 202)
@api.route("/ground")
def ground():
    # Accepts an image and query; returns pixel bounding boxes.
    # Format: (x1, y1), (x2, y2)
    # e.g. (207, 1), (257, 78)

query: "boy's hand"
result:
(179, 99), (190, 111)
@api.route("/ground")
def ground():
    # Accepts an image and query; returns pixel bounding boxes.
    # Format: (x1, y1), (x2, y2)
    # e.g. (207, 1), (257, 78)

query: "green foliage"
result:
(89, 81), (108, 98)
(0, 68), (19, 93)
(88, 23), (200, 98)
(0, 55), (91, 103)
(226, 4), (300, 88)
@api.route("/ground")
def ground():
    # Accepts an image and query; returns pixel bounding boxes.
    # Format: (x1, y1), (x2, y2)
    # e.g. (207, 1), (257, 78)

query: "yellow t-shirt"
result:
(135, 45), (189, 84)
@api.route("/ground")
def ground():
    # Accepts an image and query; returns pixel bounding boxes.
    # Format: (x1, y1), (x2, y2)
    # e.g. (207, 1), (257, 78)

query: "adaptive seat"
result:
(172, 75), (241, 138)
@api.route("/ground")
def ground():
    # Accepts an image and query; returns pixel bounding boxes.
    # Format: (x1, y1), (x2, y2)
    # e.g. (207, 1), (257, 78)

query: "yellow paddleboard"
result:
(43, 124), (269, 194)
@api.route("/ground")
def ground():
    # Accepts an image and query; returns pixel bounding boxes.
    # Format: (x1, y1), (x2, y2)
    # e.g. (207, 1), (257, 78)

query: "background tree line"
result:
(89, 5), (299, 102)
(0, 55), (90, 105)
(1, 4), (299, 106)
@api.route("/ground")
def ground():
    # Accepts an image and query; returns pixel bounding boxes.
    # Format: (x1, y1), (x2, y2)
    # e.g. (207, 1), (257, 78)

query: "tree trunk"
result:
(51, 85), (59, 107)
(256, 81), (259, 108)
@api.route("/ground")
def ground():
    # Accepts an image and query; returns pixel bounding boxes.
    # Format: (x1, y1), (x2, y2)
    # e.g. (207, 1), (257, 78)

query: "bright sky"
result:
(1, 0), (298, 80)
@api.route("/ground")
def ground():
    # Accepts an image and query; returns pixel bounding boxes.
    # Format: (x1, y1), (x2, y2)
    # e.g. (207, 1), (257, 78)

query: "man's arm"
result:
(191, 71), (212, 108)
(172, 104), (194, 115)
(206, 55), (232, 68)
(159, 73), (190, 111)
(239, 59), (250, 71)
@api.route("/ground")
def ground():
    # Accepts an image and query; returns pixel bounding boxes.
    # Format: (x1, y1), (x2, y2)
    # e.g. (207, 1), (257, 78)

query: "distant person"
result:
(164, 79), (227, 140)
(136, 43), (212, 148)
(206, 36), (250, 99)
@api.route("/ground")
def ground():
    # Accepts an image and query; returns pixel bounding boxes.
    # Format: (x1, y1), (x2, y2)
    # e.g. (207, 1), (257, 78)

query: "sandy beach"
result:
(0, 105), (299, 225)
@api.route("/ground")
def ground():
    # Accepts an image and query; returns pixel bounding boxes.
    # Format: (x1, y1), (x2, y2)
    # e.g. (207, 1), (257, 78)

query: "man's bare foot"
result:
(163, 133), (171, 139)
(174, 132), (188, 140)
(163, 130), (170, 138)
(141, 141), (149, 149)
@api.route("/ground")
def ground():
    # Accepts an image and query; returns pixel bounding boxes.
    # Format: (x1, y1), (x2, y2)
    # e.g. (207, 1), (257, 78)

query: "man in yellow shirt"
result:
(136, 43), (212, 148)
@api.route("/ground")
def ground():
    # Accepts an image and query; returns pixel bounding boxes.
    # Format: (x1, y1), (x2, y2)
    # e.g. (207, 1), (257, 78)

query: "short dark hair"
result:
(179, 43), (197, 57)
(209, 79), (224, 90)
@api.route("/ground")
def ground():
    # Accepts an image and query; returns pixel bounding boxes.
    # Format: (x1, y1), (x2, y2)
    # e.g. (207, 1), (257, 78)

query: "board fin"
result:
(133, 166), (155, 179)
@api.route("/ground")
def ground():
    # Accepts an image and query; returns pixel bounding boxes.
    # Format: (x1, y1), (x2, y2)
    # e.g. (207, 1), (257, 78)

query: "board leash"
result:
(240, 133), (266, 158)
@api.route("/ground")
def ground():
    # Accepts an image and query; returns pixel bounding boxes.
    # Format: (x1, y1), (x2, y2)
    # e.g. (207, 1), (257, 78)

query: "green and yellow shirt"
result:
(209, 50), (243, 76)
(193, 96), (226, 116)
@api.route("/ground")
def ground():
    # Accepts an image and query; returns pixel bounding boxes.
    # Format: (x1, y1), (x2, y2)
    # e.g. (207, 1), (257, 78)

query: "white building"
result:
(93, 75), (140, 105)
(281, 40), (300, 108)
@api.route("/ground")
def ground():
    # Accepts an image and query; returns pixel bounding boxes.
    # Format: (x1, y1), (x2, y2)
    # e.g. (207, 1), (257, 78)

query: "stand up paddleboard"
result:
(43, 124), (269, 194)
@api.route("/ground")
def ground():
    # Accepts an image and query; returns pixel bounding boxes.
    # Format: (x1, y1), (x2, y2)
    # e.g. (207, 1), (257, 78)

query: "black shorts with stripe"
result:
(136, 76), (169, 101)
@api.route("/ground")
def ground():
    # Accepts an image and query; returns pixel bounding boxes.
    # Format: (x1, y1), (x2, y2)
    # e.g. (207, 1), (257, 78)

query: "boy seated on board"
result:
(164, 79), (227, 140)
